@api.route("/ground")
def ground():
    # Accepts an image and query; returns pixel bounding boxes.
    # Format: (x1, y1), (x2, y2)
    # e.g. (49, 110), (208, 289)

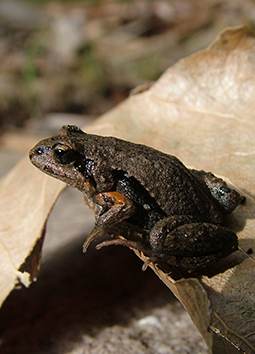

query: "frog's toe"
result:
(83, 226), (105, 252)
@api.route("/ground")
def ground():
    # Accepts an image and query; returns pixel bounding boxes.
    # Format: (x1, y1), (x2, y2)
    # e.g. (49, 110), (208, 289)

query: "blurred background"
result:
(0, 0), (255, 136)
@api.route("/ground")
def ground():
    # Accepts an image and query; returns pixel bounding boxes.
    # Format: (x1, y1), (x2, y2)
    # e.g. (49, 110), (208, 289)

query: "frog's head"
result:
(29, 125), (95, 191)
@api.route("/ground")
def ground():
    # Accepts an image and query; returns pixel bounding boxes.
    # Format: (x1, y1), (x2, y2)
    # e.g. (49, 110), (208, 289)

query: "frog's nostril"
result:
(36, 147), (44, 155)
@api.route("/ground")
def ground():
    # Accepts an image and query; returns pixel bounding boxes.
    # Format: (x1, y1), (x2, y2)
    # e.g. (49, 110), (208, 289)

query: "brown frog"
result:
(29, 125), (244, 270)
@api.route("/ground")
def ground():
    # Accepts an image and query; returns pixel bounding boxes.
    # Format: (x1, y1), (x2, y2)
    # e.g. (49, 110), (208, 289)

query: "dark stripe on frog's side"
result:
(113, 170), (167, 230)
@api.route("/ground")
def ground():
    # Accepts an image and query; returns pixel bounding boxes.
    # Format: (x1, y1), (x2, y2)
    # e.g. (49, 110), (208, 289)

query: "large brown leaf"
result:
(0, 26), (254, 353)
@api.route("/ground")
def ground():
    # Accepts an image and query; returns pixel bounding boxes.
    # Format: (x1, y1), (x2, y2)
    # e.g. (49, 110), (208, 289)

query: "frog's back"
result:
(61, 126), (222, 223)
(87, 135), (223, 223)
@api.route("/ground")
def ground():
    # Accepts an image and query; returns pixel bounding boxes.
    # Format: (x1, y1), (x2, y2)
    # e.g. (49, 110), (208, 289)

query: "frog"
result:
(29, 125), (244, 270)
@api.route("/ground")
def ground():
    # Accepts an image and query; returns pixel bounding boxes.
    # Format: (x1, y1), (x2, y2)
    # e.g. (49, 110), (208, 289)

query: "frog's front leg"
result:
(83, 191), (136, 252)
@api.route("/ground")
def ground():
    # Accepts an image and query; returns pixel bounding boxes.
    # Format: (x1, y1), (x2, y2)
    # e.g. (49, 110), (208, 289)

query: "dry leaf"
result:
(0, 157), (65, 304)
(0, 25), (255, 353)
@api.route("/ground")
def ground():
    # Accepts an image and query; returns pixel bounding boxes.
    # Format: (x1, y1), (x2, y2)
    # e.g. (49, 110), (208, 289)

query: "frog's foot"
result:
(141, 258), (158, 271)
(82, 226), (106, 253)
(96, 239), (164, 271)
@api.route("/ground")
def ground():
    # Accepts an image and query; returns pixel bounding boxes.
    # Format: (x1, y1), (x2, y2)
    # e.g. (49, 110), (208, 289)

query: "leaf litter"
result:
(0, 26), (255, 353)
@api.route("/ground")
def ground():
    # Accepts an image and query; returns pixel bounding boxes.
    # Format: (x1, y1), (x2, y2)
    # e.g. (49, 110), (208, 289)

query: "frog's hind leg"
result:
(96, 238), (155, 260)
(150, 220), (239, 269)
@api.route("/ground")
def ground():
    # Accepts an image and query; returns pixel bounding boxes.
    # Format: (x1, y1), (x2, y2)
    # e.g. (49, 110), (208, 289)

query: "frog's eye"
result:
(54, 146), (76, 164)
